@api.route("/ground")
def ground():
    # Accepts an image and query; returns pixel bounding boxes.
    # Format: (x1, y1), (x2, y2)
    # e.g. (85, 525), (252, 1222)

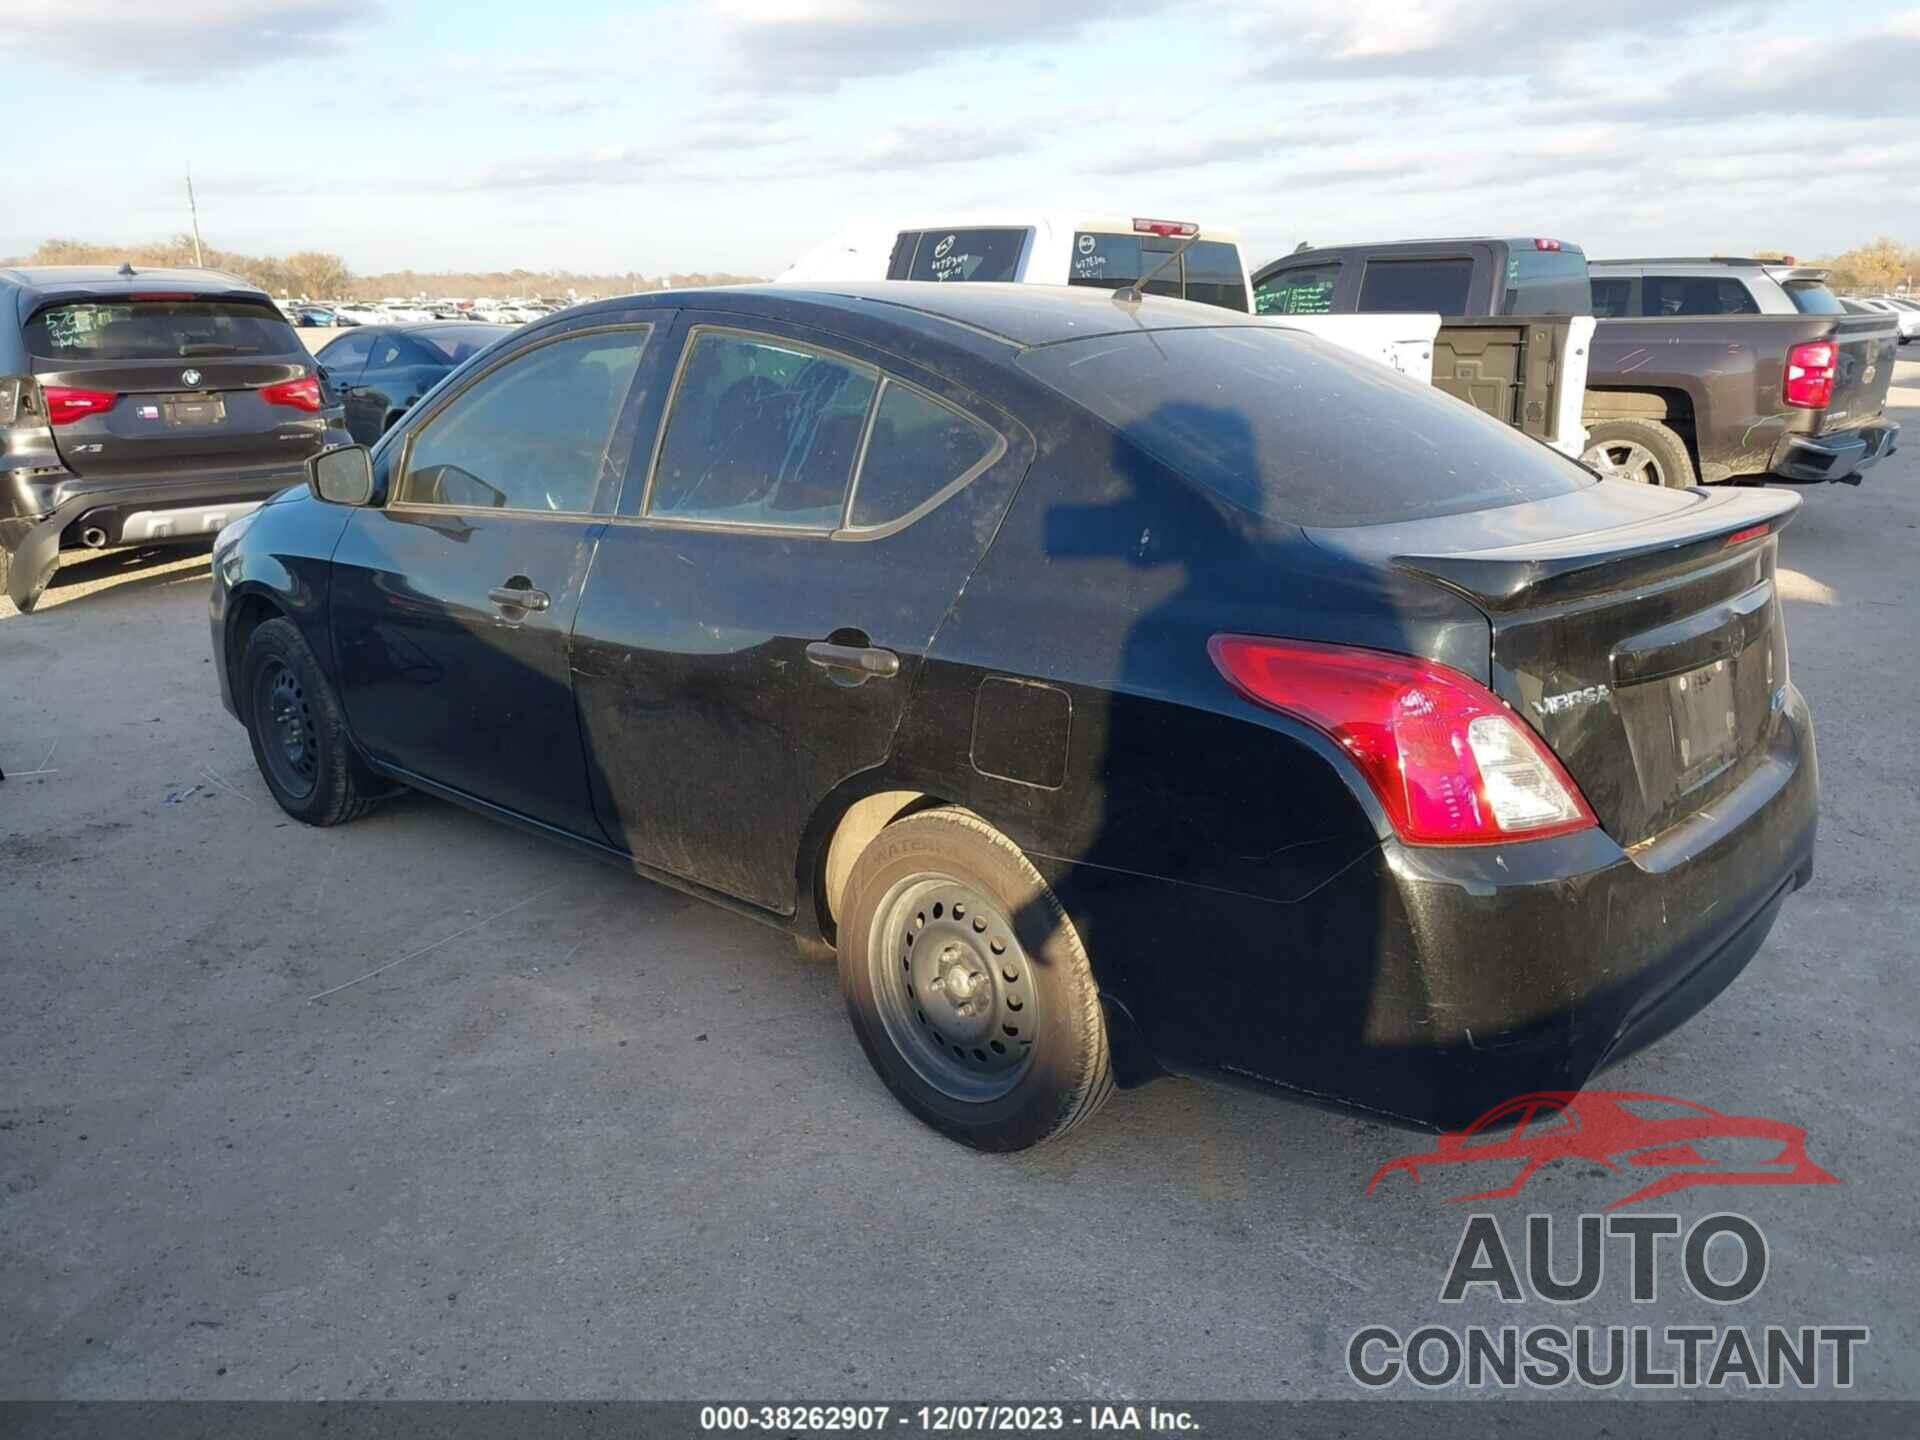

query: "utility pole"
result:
(186, 165), (205, 267)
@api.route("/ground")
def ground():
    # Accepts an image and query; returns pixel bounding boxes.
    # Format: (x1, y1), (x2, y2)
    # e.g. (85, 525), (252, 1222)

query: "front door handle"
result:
(488, 584), (551, 613)
(806, 641), (899, 680)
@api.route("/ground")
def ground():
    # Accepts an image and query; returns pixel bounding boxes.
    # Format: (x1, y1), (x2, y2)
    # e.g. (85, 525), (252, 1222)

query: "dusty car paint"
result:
(211, 283), (1820, 1130)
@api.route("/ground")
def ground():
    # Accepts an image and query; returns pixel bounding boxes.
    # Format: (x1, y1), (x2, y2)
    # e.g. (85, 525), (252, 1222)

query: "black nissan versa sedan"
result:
(208, 282), (1818, 1151)
(1, 265), (349, 612)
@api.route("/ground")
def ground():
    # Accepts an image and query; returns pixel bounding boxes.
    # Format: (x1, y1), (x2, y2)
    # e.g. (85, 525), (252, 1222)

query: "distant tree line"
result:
(3, 236), (766, 300)
(1761, 237), (1917, 293)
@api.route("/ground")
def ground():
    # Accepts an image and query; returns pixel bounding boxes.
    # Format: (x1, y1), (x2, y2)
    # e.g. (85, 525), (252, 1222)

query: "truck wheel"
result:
(837, 807), (1113, 1151)
(1581, 419), (1697, 488)
(240, 617), (380, 826)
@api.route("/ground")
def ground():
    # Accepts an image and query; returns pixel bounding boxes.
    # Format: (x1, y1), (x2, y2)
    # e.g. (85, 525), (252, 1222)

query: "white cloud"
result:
(0, 0), (377, 76)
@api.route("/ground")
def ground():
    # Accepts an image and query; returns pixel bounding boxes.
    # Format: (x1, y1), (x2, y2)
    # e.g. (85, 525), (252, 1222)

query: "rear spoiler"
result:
(1388, 487), (1802, 610)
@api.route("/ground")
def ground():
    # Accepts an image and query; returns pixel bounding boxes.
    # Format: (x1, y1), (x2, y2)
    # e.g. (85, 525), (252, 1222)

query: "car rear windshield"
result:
(1018, 326), (1594, 528)
(1781, 279), (1845, 315)
(890, 229), (1029, 283)
(419, 326), (507, 363)
(1499, 245), (1590, 316)
(1356, 258), (1474, 314)
(24, 298), (300, 360)
(1068, 234), (1249, 312)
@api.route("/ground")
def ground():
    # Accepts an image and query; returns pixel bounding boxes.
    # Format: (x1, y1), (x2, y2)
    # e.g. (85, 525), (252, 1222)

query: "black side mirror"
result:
(307, 445), (375, 506)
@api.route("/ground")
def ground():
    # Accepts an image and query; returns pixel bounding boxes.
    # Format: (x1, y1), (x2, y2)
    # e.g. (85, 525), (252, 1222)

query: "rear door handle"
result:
(805, 641), (899, 680)
(488, 584), (551, 612)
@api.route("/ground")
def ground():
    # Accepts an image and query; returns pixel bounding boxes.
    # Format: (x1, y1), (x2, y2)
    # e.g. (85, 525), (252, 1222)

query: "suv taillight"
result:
(1783, 341), (1836, 409)
(1209, 636), (1597, 845)
(261, 375), (322, 412)
(43, 385), (117, 425)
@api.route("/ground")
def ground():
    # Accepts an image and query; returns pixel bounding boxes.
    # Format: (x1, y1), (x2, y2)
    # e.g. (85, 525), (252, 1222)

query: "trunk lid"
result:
(1307, 483), (1801, 848)
(25, 295), (324, 480)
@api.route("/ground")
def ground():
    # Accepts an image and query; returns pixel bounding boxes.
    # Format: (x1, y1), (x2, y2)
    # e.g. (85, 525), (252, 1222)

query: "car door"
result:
(327, 311), (670, 837)
(570, 316), (1032, 912)
(349, 332), (441, 445)
(316, 330), (377, 441)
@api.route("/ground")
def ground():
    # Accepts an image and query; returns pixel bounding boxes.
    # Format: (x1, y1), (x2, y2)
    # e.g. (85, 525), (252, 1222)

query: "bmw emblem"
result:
(181, 368), (202, 387)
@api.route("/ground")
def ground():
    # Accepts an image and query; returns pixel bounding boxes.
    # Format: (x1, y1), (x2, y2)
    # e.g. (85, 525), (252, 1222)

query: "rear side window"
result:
(1642, 276), (1759, 316)
(1590, 278), (1632, 318)
(1018, 326), (1594, 528)
(1782, 280), (1845, 315)
(1068, 234), (1248, 312)
(849, 382), (1000, 529)
(648, 330), (877, 529)
(397, 328), (648, 514)
(25, 299), (300, 360)
(1499, 245), (1590, 316)
(1254, 264), (1341, 315)
(1356, 259), (1473, 314)
(904, 229), (1028, 283)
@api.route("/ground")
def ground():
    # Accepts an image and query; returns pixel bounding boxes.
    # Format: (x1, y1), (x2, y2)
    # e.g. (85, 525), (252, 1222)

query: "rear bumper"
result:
(1, 465), (311, 612)
(1768, 420), (1898, 483)
(1063, 688), (1819, 1131)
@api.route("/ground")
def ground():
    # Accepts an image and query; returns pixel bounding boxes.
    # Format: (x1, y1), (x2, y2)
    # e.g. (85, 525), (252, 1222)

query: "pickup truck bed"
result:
(1585, 311), (1900, 484)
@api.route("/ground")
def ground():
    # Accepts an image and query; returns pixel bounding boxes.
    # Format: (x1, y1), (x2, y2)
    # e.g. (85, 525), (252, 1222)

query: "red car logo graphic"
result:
(1367, 1091), (1840, 1210)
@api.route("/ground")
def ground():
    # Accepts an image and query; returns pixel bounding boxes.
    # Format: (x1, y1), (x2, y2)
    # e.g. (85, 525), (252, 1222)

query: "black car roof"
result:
(0, 265), (275, 324)
(583, 281), (1272, 352)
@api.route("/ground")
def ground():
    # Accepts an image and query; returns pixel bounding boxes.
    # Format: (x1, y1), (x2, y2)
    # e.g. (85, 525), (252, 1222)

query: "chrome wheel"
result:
(868, 876), (1036, 1102)
(1582, 438), (1664, 485)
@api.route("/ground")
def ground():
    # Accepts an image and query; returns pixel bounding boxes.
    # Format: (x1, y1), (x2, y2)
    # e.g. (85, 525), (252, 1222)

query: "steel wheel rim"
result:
(1583, 439), (1663, 485)
(868, 875), (1036, 1102)
(255, 659), (318, 798)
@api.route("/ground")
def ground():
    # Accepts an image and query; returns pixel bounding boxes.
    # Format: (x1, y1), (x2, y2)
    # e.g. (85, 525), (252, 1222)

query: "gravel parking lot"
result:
(3, 367), (1917, 1403)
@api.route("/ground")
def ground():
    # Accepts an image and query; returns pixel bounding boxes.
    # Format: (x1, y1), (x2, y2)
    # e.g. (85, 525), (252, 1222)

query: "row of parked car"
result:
(285, 298), (567, 328)
(784, 219), (1903, 491)
(0, 226), (1867, 1149)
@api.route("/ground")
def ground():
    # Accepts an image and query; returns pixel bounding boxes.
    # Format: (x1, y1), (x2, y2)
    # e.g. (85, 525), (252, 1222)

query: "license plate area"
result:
(1668, 658), (1738, 791)
(163, 394), (226, 427)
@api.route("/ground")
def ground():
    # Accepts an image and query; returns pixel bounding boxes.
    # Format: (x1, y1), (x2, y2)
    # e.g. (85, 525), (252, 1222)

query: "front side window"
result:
(396, 327), (648, 513)
(849, 382), (1000, 529)
(1356, 259), (1474, 314)
(648, 331), (877, 529)
(1255, 263), (1341, 315)
(904, 229), (1029, 283)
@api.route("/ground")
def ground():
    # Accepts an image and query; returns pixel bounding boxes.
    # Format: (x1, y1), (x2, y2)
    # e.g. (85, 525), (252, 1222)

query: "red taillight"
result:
(1723, 523), (1770, 547)
(261, 375), (322, 412)
(1783, 341), (1835, 409)
(43, 385), (117, 425)
(1533, 237), (1563, 251)
(1209, 636), (1597, 845)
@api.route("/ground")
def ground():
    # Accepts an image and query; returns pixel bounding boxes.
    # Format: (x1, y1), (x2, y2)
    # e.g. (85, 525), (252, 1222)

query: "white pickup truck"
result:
(777, 216), (1594, 457)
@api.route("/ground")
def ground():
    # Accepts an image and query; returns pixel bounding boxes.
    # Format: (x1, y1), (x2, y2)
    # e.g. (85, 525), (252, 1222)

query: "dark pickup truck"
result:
(1252, 242), (1900, 488)
(1584, 258), (1899, 486)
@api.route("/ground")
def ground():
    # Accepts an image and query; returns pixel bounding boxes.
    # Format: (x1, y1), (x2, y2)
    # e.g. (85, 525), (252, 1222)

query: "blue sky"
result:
(6, 0), (1917, 278)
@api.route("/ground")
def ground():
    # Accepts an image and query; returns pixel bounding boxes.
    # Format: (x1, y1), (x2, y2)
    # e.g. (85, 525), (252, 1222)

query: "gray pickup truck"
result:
(1585, 258), (1899, 486)
(1252, 241), (1900, 488)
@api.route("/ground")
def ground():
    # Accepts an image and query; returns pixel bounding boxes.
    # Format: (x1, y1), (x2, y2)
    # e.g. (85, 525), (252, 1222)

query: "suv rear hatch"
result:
(1309, 483), (1801, 848)
(25, 293), (323, 481)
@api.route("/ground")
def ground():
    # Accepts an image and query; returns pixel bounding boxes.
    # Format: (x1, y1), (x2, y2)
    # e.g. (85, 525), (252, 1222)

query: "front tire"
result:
(837, 808), (1112, 1151)
(1581, 418), (1697, 488)
(240, 617), (379, 826)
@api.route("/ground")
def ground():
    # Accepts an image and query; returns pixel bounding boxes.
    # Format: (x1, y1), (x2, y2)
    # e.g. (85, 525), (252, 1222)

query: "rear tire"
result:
(240, 617), (380, 826)
(1581, 418), (1697, 488)
(837, 808), (1112, 1151)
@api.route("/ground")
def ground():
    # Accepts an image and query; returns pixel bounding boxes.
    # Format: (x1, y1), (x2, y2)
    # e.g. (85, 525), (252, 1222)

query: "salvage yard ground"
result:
(3, 364), (1918, 1400)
